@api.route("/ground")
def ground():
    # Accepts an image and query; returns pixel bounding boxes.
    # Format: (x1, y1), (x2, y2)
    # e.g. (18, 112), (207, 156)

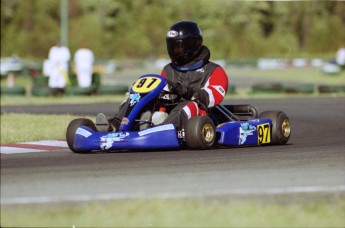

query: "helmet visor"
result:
(167, 39), (187, 58)
(166, 37), (199, 65)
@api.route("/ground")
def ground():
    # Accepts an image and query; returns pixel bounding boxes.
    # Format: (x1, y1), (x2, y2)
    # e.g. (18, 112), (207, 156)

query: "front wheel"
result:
(259, 111), (291, 145)
(185, 116), (216, 150)
(66, 118), (96, 153)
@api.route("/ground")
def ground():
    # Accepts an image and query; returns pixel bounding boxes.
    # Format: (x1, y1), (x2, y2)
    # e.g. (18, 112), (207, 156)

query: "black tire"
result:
(66, 118), (96, 153)
(259, 111), (291, 145)
(185, 116), (216, 150)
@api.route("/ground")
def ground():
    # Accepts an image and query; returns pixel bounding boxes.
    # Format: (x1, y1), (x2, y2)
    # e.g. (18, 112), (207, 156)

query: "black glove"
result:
(166, 79), (194, 99)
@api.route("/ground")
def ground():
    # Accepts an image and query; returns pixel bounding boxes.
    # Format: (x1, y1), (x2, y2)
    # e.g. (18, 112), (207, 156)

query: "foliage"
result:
(1, 0), (345, 60)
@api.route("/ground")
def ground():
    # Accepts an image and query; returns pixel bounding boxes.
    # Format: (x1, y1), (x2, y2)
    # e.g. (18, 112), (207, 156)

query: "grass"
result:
(1, 194), (344, 227)
(231, 67), (345, 85)
(0, 113), (93, 144)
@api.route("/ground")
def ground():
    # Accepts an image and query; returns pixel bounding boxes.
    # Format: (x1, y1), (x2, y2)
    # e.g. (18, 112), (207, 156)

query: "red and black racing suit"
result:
(160, 46), (228, 133)
(109, 46), (228, 134)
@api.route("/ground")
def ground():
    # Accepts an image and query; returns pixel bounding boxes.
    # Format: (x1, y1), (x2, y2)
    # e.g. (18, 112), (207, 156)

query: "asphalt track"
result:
(1, 96), (345, 204)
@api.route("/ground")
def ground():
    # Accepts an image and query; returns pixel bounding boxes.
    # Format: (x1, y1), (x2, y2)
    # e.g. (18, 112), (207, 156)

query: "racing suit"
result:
(160, 46), (228, 134)
(108, 46), (228, 134)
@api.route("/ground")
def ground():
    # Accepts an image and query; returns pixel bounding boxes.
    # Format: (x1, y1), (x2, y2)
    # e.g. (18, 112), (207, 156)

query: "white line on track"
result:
(1, 185), (345, 205)
(0, 140), (68, 154)
(0, 147), (47, 154)
(19, 140), (68, 147)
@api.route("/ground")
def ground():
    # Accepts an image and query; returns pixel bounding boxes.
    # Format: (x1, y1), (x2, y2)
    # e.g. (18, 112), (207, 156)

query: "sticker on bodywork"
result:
(138, 124), (175, 136)
(129, 93), (141, 106)
(100, 132), (129, 150)
(239, 123), (256, 145)
(257, 123), (271, 144)
(76, 127), (92, 138)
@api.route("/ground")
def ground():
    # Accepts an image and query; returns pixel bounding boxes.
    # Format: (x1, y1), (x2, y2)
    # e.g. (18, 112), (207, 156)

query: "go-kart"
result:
(66, 74), (291, 153)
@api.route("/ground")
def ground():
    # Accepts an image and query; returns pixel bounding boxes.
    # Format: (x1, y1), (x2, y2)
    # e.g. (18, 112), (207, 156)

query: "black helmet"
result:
(166, 21), (203, 66)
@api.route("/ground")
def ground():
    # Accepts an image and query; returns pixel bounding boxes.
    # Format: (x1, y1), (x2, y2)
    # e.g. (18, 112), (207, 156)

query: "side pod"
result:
(216, 119), (272, 146)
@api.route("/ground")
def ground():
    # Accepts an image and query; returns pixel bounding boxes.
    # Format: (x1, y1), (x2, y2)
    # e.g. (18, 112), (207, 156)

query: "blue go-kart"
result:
(66, 74), (291, 153)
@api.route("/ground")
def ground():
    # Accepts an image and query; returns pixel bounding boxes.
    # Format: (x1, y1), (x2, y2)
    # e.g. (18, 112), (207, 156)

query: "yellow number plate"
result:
(257, 123), (271, 144)
(132, 77), (161, 93)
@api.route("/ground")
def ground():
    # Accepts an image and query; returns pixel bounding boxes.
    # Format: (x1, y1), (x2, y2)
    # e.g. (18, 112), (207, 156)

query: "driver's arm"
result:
(193, 66), (228, 108)
(161, 66), (228, 108)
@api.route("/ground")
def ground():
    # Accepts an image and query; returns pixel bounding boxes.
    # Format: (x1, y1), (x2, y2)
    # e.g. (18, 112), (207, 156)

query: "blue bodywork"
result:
(119, 74), (167, 131)
(73, 124), (180, 151)
(216, 119), (272, 146)
(71, 74), (274, 151)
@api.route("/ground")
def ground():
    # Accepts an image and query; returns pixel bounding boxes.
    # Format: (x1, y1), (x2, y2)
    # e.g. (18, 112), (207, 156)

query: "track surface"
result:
(1, 97), (345, 204)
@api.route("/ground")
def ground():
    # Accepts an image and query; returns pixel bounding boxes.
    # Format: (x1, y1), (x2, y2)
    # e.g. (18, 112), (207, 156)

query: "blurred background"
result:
(2, 0), (345, 59)
(1, 0), (345, 96)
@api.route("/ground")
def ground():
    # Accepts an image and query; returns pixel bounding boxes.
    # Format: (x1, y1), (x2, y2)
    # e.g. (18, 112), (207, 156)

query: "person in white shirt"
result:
(74, 45), (95, 87)
(48, 41), (71, 91)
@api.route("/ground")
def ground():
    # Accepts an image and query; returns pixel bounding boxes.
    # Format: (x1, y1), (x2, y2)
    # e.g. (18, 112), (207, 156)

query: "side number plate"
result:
(258, 123), (271, 144)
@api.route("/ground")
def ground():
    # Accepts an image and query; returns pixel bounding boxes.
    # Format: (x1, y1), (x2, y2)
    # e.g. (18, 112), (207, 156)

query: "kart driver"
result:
(96, 20), (229, 137)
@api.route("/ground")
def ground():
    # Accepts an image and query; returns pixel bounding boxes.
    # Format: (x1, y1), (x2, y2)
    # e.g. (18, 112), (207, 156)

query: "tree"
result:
(1, 0), (344, 60)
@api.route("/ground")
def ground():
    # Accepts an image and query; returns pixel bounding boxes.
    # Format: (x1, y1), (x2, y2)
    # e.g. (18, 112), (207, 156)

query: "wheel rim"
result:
(202, 123), (215, 143)
(282, 119), (291, 138)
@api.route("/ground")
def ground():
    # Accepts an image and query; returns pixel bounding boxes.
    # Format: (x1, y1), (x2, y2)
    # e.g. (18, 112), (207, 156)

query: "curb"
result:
(1, 140), (68, 154)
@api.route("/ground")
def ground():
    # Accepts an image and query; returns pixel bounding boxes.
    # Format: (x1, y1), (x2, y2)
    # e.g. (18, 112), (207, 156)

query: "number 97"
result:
(258, 123), (270, 144)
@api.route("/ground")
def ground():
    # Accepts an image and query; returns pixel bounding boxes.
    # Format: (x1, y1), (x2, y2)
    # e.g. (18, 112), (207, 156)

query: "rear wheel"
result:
(259, 111), (291, 145)
(185, 116), (216, 150)
(66, 118), (96, 153)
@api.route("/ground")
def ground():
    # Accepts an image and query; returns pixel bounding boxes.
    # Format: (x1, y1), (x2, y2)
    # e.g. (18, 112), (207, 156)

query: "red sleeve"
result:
(204, 67), (228, 107)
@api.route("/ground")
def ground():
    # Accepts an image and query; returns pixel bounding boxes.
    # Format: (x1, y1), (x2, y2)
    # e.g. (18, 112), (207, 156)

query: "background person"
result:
(47, 41), (71, 94)
(74, 44), (95, 87)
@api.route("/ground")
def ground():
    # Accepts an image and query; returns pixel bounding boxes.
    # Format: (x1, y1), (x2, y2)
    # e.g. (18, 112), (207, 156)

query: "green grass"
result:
(0, 113), (93, 144)
(1, 194), (344, 227)
(231, 67), (345, 85)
